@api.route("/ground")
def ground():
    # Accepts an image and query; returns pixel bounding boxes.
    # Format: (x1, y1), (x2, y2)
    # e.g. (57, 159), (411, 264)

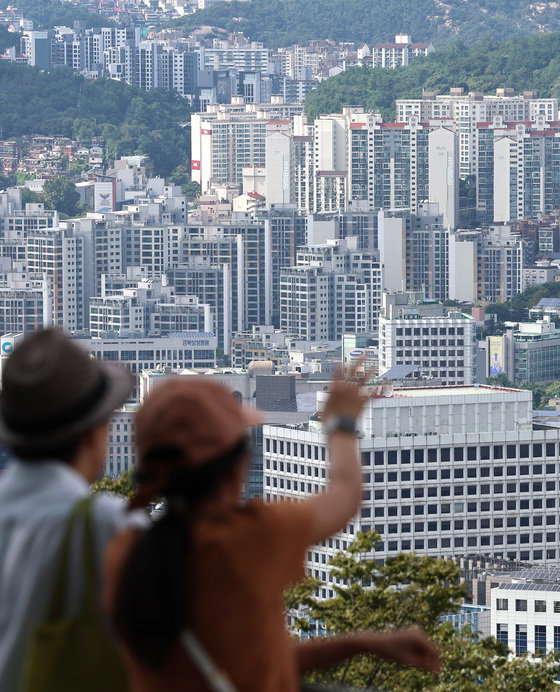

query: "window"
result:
(535, 600), (546, 613)
(496, 598), (508, 611)
(555, 626), (560, 653)
(515, 599), (527, 612)
(535, 625), (546, 653)
(516, 625), (527, 655)
(496, 623), (508, 646)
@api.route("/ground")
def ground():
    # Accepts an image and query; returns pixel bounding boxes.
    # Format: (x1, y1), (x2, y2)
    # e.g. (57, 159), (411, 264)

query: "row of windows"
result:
(365, 444), (558, 465)
(372, 468), (557, 481)
(349, 537), (557, 560)
(265, 442), (560, 464)
(496, 624), (560, 655)
(369, 499), (557, 513)
(496, 598), (560, 613)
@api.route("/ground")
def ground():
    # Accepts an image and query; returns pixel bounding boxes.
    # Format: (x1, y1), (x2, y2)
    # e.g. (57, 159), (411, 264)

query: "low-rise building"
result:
(490, 568), (560, 655)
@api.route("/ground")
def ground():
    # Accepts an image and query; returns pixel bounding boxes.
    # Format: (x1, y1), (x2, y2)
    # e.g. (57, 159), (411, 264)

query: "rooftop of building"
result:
(493, 583), (560, 593)
(387, 385), (523, 399)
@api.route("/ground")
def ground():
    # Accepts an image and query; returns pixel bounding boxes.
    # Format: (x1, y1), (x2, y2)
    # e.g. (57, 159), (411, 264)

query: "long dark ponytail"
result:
(113, 439), (248, 668)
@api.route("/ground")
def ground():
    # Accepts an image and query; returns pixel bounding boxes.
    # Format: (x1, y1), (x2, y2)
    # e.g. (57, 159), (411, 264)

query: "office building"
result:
(378, 291), (477, 385)
(486, 319), (560, 385)
(76, 332), (217, 401)
(491, 568), (560, 656)
(264, 385), (560, 598)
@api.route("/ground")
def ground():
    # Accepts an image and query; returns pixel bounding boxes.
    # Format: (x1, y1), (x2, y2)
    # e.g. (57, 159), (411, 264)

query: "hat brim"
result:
(0, 362), (133, 449)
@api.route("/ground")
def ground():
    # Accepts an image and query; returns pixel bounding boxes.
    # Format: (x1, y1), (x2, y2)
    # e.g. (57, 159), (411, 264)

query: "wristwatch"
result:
(324, 415), (358, 436)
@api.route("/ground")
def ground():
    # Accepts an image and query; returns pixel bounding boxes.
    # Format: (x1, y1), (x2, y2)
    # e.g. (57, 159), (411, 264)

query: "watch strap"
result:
(324, 415), (357, 435)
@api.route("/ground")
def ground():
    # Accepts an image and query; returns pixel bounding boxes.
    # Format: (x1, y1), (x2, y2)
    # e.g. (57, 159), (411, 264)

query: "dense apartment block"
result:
(261, 108), (458, 223)
(397, 87), (558, 177)
(371, 34), (434, 68)
(191, 101), (305, 192)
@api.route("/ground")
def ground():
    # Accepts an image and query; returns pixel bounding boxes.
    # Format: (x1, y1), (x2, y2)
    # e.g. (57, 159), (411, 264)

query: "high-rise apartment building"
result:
(378, 204), (449, 300)
(449, 226), (524, 303)
(477, 116), (560, 224)
(280, 238), (382, 341)
(371, 34), (434, 68)
(191, 101), (304, 192)
(25, 228), (86, 331)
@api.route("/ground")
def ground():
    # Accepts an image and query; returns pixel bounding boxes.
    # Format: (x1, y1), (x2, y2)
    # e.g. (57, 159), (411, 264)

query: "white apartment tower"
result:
(265, 121), (294, 205)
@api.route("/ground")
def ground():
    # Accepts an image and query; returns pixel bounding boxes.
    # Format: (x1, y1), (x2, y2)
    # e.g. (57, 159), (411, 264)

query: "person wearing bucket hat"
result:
(0, 328), (148, 691)
(104, 370), (439, 691)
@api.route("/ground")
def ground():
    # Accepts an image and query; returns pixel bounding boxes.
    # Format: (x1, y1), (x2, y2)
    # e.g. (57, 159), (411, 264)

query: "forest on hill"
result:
(0, 0), (111, 29)
(170, 0), (560, 48)
(304, 32), (560, 121)
(0, 62), (190, 177)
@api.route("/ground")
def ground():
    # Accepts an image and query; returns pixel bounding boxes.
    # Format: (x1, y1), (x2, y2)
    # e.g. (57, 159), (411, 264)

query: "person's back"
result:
(106, 498), (314, 691)
(0, 328), (146, 690)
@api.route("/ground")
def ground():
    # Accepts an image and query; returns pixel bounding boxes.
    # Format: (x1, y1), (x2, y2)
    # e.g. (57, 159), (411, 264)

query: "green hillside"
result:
(170, 0), (560, 48)
(305, 33), (560, 121)
(0, 62), (190, 177)
(0, 0), (112, 29)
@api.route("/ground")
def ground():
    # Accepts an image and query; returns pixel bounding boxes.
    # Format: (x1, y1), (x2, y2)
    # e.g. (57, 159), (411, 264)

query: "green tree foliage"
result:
(0, 62), (191, 177)
(305, 33), (560, 121)
(288, 531), (560, 690)
(0, 0), (111, 29)
(0, 25), (19, 52)
(486, 374), (516, 388)
(90, 471), (135, 499)
(485, 281), (560, 324)
(167, 164), (189, 187)
(170, 0), (560, 48)
(41, 176), (80, 217)
(182, 180), (201, 200)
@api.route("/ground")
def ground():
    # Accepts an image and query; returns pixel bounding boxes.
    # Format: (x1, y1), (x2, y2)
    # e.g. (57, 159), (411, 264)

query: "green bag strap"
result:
(46, 495), (96, 620)
(79, 495), (98, 615)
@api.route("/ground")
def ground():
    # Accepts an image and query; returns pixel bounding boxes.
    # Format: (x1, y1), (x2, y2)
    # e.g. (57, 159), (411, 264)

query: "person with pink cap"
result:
(104, 370), (440, 691)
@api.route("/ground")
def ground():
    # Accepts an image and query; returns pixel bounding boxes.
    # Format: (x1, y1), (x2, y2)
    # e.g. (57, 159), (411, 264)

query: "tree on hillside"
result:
(304, 33), (560, 121)
(41, 176), (80, 217)
(287, 531), (560, 691)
